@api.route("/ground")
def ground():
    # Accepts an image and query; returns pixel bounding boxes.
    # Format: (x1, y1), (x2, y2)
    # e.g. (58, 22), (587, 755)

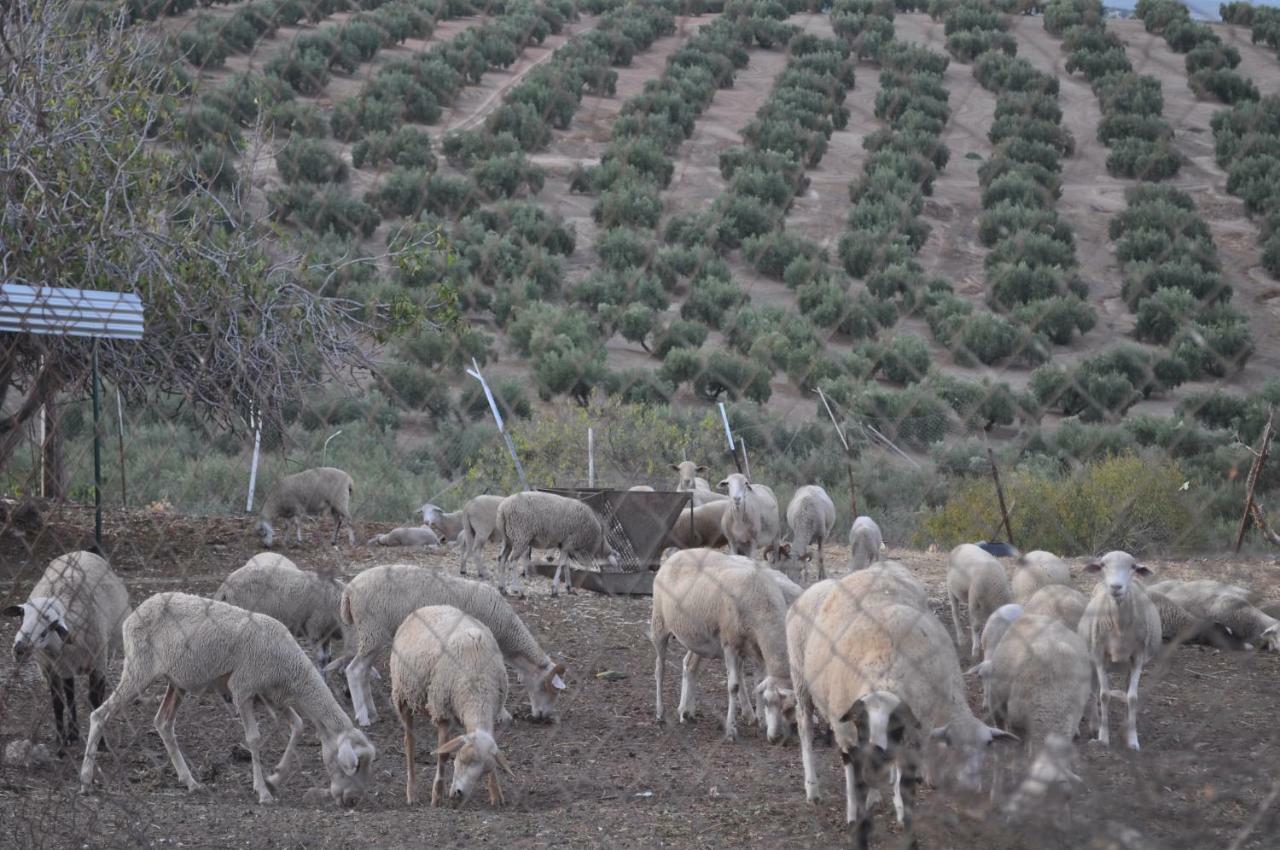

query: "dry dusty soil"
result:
(1, 507), (1279, 849)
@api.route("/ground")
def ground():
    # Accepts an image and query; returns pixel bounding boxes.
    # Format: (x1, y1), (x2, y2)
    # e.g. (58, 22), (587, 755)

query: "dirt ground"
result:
(1, 507), (1278, 849)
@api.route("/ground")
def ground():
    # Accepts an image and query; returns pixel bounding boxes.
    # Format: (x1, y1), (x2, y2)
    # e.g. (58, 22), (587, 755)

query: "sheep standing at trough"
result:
(717, 473), (781, 561)
(786, 485), (836, 580)
(1077, 551), (1161, 750)
(849, 516), (885, 571)
(1010, 551), (1071, 603)
(1022, 585), (1088, 630)
(367, 527), (443, 547)
(947, 543), (1014, 658)
(79, 593), (375, 806)
(664, 500), (730, 551)
(391, 606), (512, 807)
(259, 467), (355, 548)
(424, 495), (506, 578)
(495, 491), (618, 597)
(214, 555), (348, 667)
(339, 565), (565, 727)
(651, 549), (794, 743)
(4, 551), (131, 750)
(1147, 579), (1280, 650)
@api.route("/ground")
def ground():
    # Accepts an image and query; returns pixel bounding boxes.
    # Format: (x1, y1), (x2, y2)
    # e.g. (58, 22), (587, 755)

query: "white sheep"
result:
(975, 603), (1024, 716)
(786, 485), (837, 580)
(214, 554), (348, 667)
(664, 500), (730, 550)
(671, 460), (711, 492)
(79, 592), (375, 806)
(495, 491), (618, 597)
(391, 605), (513, 807)
(1021, 585), (1088, 631)
(425, 495), (506, 578)
(1147, 579), (1280, 650)
(1143, 588), (1248, 649)
(367, 526), (443, 547)
(849, 515), (885, 571)
(717, 473), (781, 561)
(259, 467), (355, 548)
(4, 551), (130, 750)
(419, 503), (463, 542)
(947, 543), (1014, 658)
(339, 565), (565, 727)
(651, 549), (794, 743)
(1010, 550), (1071, 604)
(1077, 551), (1161, 750)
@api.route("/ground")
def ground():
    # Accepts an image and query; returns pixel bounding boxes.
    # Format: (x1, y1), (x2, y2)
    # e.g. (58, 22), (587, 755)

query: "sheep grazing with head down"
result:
(5, 551), (131, 751)
(1022, 585), (1088, 631)
(1077, 551), (1161, 750)
(1010, 551), (1071, 604)
(259, 467), (355, 548)
(849, 516), (885, 571)
(947, 543), (1014, 658)
(391, 605), (512, 807)
(79, 593), (375, 807)
(495, 491), (618, 597)
(717, 473), (781, 562)
(785, 485), (836, 581)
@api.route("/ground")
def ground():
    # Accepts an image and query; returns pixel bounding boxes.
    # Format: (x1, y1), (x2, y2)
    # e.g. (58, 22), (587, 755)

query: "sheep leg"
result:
(840, 746), (862, 831)
(398, 700), (417, 805)
(1124, 659), (1144, 751)
(295, 516), (304, 546)
(897, 753), (922, 848)
(487, 771), (505, 807)
(653, 629), (670, 723)
(948, 591), (964, 645)
(266, 707), (304, 791)
(79, 666), (145, 792)
(723, 649), (744, 742)
(236, 698), (275, 804)
(1093, 663), (1110, 747)
(431, 720), (451, 807)
(817, 539), (826, 581)
(345, 653), (379, 727)
(797, 690), (820, 801)
(969, 613), (982, 660)
(677, 651), (701, 722)
(155, 684), (203, 793)
(47, 673), (68, 750)
(88, 671), (109, 752)
(550, 551), (565, 598)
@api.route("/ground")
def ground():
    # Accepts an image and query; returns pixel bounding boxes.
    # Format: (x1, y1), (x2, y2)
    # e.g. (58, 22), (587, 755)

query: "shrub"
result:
(955, 313), (1020, 365)
(652, 319), (709, 358)
(382, 364), (449, 415)
(277, 138), (348, 184)
(659, 346), (703, 387)
(365, 167), (431, 217)
(593, 182), (663, 228)
(615, 304), (657, 350)
(597, 227), (651, 271)
(743, 232), (826, 279)
(605, 369), (675, 406)
(681, 276), (747, 328)
(878, 334), (930, 384)
(1189, 69), (1260, 104)
(1134, 287), (1198, 344)
(1013, 296), (1097, 345)
(694, 351), (773, 404)
(1106, 137), (1182, 180)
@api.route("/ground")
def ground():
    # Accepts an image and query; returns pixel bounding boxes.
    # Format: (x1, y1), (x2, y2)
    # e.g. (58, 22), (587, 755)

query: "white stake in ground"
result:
(467, 358), (529, 491)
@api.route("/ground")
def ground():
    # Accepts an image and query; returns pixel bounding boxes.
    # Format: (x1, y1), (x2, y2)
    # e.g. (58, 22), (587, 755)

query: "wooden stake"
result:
(987, 447), (1015, 549)
(816, 387), (859, 518)
(1234, 407), (1275, 553)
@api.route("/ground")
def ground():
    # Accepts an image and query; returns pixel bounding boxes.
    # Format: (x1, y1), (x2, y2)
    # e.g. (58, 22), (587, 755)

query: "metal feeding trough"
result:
(532, 487), (693, 596)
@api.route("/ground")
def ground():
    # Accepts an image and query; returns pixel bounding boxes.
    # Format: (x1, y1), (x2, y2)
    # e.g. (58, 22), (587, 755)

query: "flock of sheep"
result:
(5, 461), (1280, 847)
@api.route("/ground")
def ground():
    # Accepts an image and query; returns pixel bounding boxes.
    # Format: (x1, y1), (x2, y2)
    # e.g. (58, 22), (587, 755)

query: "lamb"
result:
(1076, 551), (1161, 750)
(786, 485), (837, 581)
(4, 551), (131, 750)
(947, 543), (1014, 658)
(1010, 550), (1071, 604)
(214, 555), (348, 667)
(1147, 579), (1280, 650)
(1021, 585), (1088, 631)
(651, 549), (794, 743)
(664, 500), (730, 550)
(259, 467), (355, 548)
(495, 491), (618, 597)
(391, 605), (512, 807)
(339, 565), (565, 727)
(79, 593), (376, 806)
(792, 583), (1015, 843)
(367, 527), (443, 547)
(717, 473), (781, 561)
(1145, 589), (1248, 649)
(433, 495), (506, 578)
(849, 516), (885, 571)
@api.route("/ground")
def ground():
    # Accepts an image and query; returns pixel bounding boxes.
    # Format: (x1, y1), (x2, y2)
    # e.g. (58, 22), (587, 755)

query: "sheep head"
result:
(717, 473), (752, 514)
(931, 716), (1018, 793)
(521, 661), (566, 722)
(671, 461), (708, 491)
(436, 729), (513, 805)
(5, 597), (70, 663)
(322, 728), (375, 808)
(755, 676), (796, 744)
(1084, 551), (1151, 603)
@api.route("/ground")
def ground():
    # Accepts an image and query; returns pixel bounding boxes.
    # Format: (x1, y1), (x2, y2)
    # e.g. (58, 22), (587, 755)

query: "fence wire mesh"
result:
(3, 0), (1280, 847)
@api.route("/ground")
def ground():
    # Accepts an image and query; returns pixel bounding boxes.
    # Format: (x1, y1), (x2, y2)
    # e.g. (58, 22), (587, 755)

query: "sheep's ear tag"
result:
(337, 738), (359, 775)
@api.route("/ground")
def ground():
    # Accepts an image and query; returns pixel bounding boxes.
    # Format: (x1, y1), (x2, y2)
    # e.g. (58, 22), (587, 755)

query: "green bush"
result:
(878, 334), (930, 384)
(681, 276), (747, 328)
(382, 364), (450, 416)
(461, 377), (531, 422)
(276, 138), (348, 184)
(659, 346), (703, 387)
(694, 351), (773, 404)
(652, 319), (709, 358)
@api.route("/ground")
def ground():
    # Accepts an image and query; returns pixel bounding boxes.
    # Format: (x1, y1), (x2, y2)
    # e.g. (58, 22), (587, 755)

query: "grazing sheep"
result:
(1022, 585), (1088, 631)
(717, 473), (781, 561)
(1147, 579), (1280, 651)
(79, 593), (375, 806)
(259, 467), (355, 548)
(786, 485), (837, 580)
(495, 491), (618, 597)
(367, 527), (443, 547)
(793, 586), (1015, 841)
(947, 543), (1014, 658)
(1077, 551), (1161, 750)
(651, 549), (794, 743)
(214, 555), (348, 667)
(1010, 551), (1071, 604)
(664, 500), (730, 551)
(849, 516), (885, 572)
(671, 461), (712, 492)
(391, 606), (512, 807)
(339, 565), (565, 727)
(975, 603), (1024, 716)
(1145, 589), (1248, 649)
(4, 551), (130, 750)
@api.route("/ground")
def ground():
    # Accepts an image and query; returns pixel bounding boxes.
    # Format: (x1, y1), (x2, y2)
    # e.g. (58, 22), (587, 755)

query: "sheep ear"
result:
(1083, 560), (1103, 573)
(930, 725), (950, 744)
(988, 726), (1019, 743)
(669, 464), (681, 472)
(716, 479), (728, 491)
(1134, 564), (1152, 576)
(53, 621), (70, 639)
(550, 663), (567, 690)
(696, 465), (708, 474)
(2, 605), (24, 618)
(495, 750), (515, 777)
(435, 734), (469, 756)
(337, 738), (360, 775)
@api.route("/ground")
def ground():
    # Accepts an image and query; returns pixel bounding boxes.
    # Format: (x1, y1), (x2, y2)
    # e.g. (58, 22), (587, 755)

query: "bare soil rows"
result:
(2, 509), (1279, 848)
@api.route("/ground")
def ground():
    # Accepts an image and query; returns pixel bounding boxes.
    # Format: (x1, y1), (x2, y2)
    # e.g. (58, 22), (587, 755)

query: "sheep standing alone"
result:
(214, 555), (348, 667)
(1022, 585), (1088, 630)
(947, 543), (1014, 658)
(849, 516), (885, 571)
(495, 491), (618, 597)
(79, 593), (375, 806)
(1010, 551), (1071, 603)
(367, 527), (443, 547)
(717, 473), (781, 561)
(1147, 579), (1280, 650)
(786, 485), (837, 580)
(340, 565), (565, 727)
(391, 606), (512, 807)
(651, 549), (794, 743)
(1077, 551), (1161, 750)
(259, 467), (355, 548)
(4, 551), (131, 750)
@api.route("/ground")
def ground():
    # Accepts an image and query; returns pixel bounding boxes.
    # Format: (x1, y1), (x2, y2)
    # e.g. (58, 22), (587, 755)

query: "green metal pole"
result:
(92, 339), (103, 549)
